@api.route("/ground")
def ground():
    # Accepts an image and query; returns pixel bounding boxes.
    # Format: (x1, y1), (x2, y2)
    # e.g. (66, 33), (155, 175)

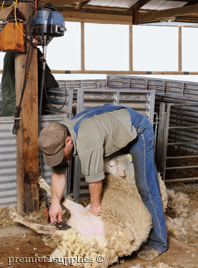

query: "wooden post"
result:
(15, 2), (39, 213)
(129, 24), (133, 72)
(178, 26), (182, 72)
(81, 22), (85, 71)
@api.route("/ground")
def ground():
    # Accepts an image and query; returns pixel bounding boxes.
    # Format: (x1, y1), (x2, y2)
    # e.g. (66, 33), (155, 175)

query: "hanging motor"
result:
(31, 3), (66, 133)
(32, 3), (66, 45)
(31, 4), (66, 223)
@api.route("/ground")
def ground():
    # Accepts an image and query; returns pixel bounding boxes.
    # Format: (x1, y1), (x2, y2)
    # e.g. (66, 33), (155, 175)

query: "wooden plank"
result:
(127, 0), (151, 12)
(81, 22), (85, 71)
(178, 27), (182, 72)
(62, 11), (132, 24)
(43, 0), (86, 6)
(129, 24), (133, 72)
(15, 2), (39, 214)
(0, 22), (25, 52)
(51, 70), (198, 75)
(139, 4), (198, 23)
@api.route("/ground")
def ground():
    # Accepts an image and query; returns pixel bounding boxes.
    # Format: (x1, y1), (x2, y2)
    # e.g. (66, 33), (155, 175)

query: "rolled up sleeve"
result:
(85, 171), (105, 183)
(78, 141), (105, 183)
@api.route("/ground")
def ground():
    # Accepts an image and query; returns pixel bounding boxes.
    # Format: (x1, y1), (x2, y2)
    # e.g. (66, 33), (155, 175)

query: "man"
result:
(37, 104), (167, 261)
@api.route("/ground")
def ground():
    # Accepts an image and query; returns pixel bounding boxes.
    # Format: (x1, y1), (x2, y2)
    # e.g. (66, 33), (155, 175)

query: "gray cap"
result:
(37, 122), (66, 167)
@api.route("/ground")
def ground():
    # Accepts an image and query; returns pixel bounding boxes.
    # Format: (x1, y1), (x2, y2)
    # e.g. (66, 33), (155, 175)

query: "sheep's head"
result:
(104, 154), (134, 179)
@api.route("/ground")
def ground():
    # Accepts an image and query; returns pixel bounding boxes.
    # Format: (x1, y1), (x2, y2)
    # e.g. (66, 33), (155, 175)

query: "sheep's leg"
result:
(38, 177), (87, 212)
(38, 177), (105, 237)
(10, 211), (56, 235)
(38, 176), (51, 196)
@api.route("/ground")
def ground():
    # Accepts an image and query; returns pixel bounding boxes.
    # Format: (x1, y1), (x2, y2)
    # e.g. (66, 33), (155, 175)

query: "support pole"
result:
(129, 24), (133, 72)
(81, 22), (85, 71)
(178, 26), (182, 72)
(15, 2), (39, 213)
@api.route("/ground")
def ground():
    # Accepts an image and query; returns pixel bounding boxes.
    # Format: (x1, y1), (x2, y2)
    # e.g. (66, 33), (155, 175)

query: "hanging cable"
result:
(14, 0), (28, 37)
(12, 40), (32, 134)
(1, 1), (16, 10)
(44, 83), (67, 112)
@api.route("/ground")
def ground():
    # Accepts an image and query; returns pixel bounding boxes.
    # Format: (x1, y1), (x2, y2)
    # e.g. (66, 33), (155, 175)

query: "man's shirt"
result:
(50, 108), (137, 183)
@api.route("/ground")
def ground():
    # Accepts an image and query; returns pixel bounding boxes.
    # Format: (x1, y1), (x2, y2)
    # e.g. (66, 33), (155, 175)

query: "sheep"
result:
(10, 154), (167, 268)
(104, 154), (168, 212)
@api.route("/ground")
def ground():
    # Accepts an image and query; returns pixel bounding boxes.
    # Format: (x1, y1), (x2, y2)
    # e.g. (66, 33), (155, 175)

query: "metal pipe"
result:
(166, 165), (198, 170)
(165, 177), (198, 183)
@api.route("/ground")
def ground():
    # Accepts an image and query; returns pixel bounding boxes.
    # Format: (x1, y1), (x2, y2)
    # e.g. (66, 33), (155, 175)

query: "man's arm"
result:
(89, 181), (103, 216)
(49, 172), (66, 223)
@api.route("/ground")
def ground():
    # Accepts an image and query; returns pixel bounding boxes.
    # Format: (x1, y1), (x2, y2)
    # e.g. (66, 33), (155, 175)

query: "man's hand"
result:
(49, 199), (62, 223)
(50, 172), (66, 223)
(89, 204), (102, 216)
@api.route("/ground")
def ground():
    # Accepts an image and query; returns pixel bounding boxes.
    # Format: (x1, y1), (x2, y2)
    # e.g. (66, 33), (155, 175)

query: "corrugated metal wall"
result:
(0, 117), (17, 206)
(0, 114), (68, 207)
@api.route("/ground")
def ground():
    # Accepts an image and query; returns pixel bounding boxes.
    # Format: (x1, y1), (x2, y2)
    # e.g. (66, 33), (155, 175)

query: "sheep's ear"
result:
(127, 154), (132, 163)
(119, 166), (125, 177)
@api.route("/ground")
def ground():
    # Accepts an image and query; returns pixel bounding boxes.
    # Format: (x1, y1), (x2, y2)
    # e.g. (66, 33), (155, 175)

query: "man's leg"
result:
(129, 124), (167, 260)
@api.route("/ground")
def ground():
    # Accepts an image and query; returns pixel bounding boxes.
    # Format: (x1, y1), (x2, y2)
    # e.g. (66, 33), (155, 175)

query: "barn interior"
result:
(0, 1), (198, 268)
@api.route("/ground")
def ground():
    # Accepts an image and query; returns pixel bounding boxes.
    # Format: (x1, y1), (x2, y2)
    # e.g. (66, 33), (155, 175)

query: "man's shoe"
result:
(137, 245), (160, 261)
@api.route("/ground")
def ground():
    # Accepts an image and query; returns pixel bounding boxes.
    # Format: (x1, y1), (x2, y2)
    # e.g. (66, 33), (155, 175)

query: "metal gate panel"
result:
(158, 102), (198, 183)
(77, 88), (155, 125)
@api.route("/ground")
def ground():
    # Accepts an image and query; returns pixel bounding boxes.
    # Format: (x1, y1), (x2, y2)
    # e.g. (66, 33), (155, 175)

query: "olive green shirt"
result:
(50, 108), (137, 183)
(1, 50), (58, 116)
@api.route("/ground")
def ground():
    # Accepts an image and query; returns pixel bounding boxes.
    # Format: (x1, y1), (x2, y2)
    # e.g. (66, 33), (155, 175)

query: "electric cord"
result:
(12, 39), (32, 135)
(44, 82), (67, 112)
(38, 58), (46, 178)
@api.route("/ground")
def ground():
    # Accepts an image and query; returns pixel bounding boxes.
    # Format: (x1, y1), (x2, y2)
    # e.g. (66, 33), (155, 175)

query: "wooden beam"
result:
(129, 25), (133, 72)
(139, 4), (198, 23)
(81, 22), (85, 71)
(185, 0), (198, 6)
(127, 0), (151, 12)
(178, 27), (182, 72)
(43, 0), (87, 7)
(15, 2), (39, 214)
(75, 0), (91, 10)
(62, 11), (132, 24)
(51, 70), (198, 75)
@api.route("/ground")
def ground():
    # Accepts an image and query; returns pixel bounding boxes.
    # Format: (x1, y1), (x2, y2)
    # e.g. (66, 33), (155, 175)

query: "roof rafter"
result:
(43, 0), (87, 7)
(139, 3), (198, 23)
(127, 0), (151, 12)
(75, 0), (91, 10)
(185, 0), (198, 6)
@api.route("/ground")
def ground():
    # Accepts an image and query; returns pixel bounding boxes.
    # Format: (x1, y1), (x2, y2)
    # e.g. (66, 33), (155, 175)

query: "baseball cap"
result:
(37, 122), (66, 167)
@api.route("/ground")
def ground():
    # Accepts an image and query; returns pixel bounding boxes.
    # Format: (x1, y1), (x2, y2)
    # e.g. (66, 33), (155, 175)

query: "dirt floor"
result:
(0, 226), (198, 268)
(0, 186), (198, 268)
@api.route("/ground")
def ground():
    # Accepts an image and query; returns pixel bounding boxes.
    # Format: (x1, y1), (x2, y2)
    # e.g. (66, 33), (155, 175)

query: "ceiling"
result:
(41, 0), (198, 25)
(1, 0), (198, 25)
